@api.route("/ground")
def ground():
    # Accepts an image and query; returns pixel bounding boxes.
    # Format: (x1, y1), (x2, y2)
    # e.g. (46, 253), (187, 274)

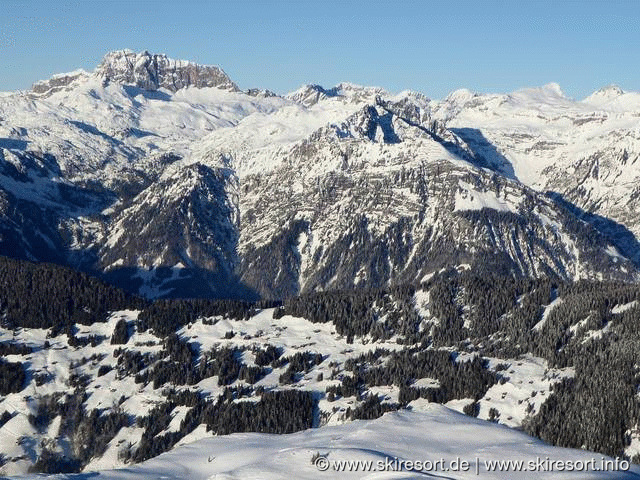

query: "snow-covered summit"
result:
(286, 82), (388, 107)
(444, 87), (477, 104)
(597, 84), (624, 96)
(286, 84), (340, 107)
(584, 84), (624, 101)
(505, 82), (571, 108)
(95, 49), (239, 92)
(29, 50), (240, 96)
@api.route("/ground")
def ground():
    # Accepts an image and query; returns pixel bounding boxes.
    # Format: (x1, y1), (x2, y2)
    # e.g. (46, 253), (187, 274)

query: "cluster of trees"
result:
(275, 285), (421, 342)
(278, 351), (324, 384)
(133, 339), (278, 388)
(0, 359), (25, 395)
(425, 271), (552, 346)
(253, 344), (282, 367)
(202, 389), (314, 434)
(110, 318), (130, 344)
(136, 298), (278, 337)
(327, 348), (497, 407)
(0, 341), (32, 355)
(29, 449), (81, 474)
(424, 271), (640, 460)
(115, 348), (157, 379)
(68, 332), (104, 348)
(350, 394), (399, 420)
(0, 410), (13, 428)
(525, 332), (640, 458)
(0, 255), (142, 332)
(27, 391), (129, 473)
(128, 388), (315, 463)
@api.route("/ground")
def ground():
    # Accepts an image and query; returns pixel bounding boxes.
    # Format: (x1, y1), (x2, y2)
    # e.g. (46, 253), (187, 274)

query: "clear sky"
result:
(1, 0), (639, 99)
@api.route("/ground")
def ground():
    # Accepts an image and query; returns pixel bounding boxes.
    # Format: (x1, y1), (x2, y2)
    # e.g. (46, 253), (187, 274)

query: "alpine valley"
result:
(1, 50), (640, 478)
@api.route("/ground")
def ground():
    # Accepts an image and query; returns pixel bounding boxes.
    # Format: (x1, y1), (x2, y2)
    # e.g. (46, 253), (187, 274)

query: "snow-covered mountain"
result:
(1, 50), (640, 298)
(6, 54), (640, 479)
(433, 83), (640, 262)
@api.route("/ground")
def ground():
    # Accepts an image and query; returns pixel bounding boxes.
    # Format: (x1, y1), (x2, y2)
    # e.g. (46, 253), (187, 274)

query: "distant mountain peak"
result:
(596, 84), (624, 95)
(286, 84), (340, 106)
(95, 49), (239, 92)
(29, 50), (241, 96)
(584, 84), (624, 103)
(509, 82), (567, 101)
(443, 88), (477, 104)
(286, 82), (389, 107)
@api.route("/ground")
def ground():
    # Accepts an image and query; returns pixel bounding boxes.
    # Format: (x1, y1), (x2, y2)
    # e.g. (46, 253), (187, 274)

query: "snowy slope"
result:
(0, 300), (574, 475)
(2, 262), (640, 476)
(15, 406), (639, 480)
(433, 83), (640, 249)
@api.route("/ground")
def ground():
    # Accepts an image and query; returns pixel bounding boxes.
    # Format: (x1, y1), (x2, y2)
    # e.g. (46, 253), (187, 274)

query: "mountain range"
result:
(2, 49), (640, 299)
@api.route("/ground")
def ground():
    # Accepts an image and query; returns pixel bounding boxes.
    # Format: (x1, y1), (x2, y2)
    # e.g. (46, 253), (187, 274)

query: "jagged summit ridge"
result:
(96, 49), (239, 92)
(31, 49), (240, 95)
(286, 82), (389, 107)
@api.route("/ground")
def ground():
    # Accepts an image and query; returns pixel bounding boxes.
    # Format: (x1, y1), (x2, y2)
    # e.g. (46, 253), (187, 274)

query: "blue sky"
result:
(1, 0), (639, 99)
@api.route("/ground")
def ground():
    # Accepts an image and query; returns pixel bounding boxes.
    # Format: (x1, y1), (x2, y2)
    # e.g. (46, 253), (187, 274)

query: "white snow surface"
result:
(533, 296), (564, 331)
(611, 301), (638, 315)
(14, 405), (639, 480)
(453, 181), (520, 212)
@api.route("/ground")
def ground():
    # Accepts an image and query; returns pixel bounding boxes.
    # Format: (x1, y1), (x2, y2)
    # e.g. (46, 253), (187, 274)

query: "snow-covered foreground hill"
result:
(0, 305), (572, 476)
(16, 406), (640, 480)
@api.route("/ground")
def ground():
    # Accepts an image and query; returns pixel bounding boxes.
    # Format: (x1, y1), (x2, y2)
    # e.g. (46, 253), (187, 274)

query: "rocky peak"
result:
(287, 82), (389, 107)
(246, 88), (278, 98)
(376, 94), (432, 128)
(31, 69), (90, 96)
(286, 84), (340, 107)
(95, 49), (239, 92)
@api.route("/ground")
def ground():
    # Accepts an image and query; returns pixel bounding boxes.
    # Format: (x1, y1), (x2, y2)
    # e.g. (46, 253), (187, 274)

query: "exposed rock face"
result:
(232, 108), (636, 299)
(246, 88), (278, 98)
(285, 83), (388, 107)
(31, 70), (90, 95)
(101, 163), (249, 299)
(95, 50), (239, 92)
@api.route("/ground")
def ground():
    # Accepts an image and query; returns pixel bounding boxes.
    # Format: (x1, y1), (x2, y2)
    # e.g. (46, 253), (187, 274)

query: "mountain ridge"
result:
(1, 50), (640, 299)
